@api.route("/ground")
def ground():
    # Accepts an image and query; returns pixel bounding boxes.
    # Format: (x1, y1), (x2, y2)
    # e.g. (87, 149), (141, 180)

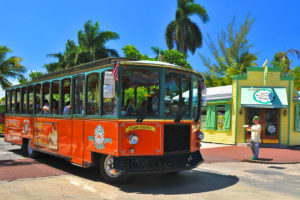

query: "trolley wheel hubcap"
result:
(104, 156), (120, 178)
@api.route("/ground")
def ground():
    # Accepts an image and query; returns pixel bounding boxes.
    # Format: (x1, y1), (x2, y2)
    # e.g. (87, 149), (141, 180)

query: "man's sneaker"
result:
(252, 156), (256, 160)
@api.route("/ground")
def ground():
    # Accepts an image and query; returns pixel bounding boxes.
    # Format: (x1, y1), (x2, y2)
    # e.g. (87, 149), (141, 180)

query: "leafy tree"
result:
(289, 66), (300, 91)
(0, 46), (26, 89)
(45, 20), (120, 72)
(122, 45), (148, 60)
(163, 49), (192, 69)
(271, 49), (300, 75)
(0, 96), (5, 113)
(122, 44), (192, 69)
(165, 0), (209, 56)
(18, 71), (45, 84)
(200, 13), (257, 87)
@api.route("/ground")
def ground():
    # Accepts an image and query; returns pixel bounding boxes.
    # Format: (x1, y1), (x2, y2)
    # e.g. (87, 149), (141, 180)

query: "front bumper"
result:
(114, 150), (203, 175)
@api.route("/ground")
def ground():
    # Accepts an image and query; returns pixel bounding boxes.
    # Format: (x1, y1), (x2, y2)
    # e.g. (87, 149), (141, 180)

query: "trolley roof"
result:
(6, 57), (203, 89)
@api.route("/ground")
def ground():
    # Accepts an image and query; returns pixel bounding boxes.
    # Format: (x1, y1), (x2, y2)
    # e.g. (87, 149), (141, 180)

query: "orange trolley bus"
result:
(4, 57), (205, 182)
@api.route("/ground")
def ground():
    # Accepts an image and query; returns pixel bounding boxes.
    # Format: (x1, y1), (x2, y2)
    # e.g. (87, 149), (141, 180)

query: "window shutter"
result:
(206, 105), (211, 129)
(225, 104), (231, 130)
(211, 105), (217, 130)
(295, 105), (300, 132)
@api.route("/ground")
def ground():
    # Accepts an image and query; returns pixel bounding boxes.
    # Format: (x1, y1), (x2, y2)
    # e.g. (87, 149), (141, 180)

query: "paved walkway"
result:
(201, 145), (300, 164)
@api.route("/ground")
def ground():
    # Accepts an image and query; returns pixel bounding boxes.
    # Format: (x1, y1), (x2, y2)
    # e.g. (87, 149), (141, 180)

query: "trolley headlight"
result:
(198, 131), (204, 140)
(129, 135), (139, 145)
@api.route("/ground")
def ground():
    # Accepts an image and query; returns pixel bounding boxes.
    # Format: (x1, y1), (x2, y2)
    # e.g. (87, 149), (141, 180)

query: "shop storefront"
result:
(201, 67), (300, 146)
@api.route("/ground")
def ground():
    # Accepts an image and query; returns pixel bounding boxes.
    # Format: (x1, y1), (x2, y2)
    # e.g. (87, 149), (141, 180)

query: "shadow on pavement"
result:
(8, 148), (239, 194)
(8, 148), (101, 181)
(257, 158), (273, 161)
(116, 171), (239, 195)
(0, 159), (40, 166)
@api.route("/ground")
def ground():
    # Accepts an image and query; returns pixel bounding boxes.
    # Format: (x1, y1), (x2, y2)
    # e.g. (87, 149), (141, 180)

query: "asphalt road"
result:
(0, 136), (300, 200)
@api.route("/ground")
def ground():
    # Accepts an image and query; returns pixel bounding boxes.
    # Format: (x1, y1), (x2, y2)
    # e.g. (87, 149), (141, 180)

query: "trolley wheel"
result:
(27, 139), (39, 158)
(99, 155), (128, 183)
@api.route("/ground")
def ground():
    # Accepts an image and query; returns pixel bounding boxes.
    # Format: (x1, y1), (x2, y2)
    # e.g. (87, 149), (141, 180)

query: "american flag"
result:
(111, 61), (119, 81)
(158, 50), (162, 61)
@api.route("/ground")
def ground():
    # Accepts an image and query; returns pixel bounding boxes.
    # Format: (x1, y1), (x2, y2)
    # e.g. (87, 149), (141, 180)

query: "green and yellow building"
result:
(202, 67), (300, 146)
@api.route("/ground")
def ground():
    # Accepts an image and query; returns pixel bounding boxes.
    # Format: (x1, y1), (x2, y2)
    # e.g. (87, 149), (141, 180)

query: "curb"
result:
(241, 159), (300, 164)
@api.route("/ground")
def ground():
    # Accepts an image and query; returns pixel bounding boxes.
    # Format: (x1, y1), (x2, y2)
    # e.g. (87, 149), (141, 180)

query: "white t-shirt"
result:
(250, 124), (261, 143)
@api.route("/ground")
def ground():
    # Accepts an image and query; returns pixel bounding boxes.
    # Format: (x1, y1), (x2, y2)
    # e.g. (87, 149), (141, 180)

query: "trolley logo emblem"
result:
(89, 125), (112, 149)
(22, 120), (31, 135)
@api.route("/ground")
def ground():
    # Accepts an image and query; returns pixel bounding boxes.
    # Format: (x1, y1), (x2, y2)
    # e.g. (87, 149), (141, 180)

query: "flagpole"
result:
(262, 59), (268, 86)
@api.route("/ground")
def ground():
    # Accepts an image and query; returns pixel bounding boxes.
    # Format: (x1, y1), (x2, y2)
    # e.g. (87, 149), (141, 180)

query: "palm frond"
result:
(165, 21), (176, 49)
(185, 3), (209, 23)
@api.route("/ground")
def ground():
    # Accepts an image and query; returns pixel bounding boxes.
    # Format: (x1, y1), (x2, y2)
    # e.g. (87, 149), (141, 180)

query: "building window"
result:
(295, 105), (300, 132)
(206, 104), (231, 131)
(217, 105), (225, 130)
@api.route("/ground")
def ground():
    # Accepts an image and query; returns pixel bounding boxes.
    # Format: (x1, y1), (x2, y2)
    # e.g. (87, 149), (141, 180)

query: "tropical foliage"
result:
(165, 0), (209, 56)
(18, 71), (45, 84)
(45, 20), (119, 72)
(122, 44), (192, 69)
(271, 49), (300, 75)
(0, 46), (25, 89)
(200, 14), (257, 87)
(122, 45), (149, 60)
(289, 66), (300, 91)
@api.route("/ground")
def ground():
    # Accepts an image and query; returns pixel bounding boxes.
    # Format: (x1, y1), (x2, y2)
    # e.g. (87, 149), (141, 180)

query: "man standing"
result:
(245, 116), (261, 160)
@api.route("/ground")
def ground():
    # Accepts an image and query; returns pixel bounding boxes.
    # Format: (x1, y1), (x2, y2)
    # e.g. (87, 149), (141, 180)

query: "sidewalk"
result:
(200, 143), (300, 164)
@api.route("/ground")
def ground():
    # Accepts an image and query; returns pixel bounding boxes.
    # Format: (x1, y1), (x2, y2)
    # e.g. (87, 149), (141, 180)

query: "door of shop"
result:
(246, 108), (279, 143)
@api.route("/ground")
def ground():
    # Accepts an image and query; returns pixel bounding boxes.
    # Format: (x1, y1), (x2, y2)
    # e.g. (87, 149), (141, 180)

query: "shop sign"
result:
(253, 89), (275, 104)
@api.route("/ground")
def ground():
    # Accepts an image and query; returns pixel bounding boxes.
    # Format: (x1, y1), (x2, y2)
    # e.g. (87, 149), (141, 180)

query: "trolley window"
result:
(87, 73), (100, 115)
(121, 69), (160, 117)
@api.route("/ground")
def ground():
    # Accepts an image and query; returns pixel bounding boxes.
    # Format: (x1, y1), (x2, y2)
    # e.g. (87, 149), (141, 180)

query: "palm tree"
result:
(165, 0), (209, 56)
(0, 46), (25, 89)
(271, 49), (300, 75)
(44, 20), (120, 72)
(78, 20), (119, 61)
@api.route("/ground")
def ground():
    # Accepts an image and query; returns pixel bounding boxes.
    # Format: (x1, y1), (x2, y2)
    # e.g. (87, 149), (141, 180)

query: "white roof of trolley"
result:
(204, 85), (232, 101)
(119, 60), (203, 76)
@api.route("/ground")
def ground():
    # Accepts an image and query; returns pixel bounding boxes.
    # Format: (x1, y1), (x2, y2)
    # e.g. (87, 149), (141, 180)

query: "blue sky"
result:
(0, 0), (299, 97)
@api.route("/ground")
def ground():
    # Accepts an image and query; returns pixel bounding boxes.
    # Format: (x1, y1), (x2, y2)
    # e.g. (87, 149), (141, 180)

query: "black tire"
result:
(21, 139), (27, 153)
(99, 155), (129, 183)
(27, 139), (39, 158)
